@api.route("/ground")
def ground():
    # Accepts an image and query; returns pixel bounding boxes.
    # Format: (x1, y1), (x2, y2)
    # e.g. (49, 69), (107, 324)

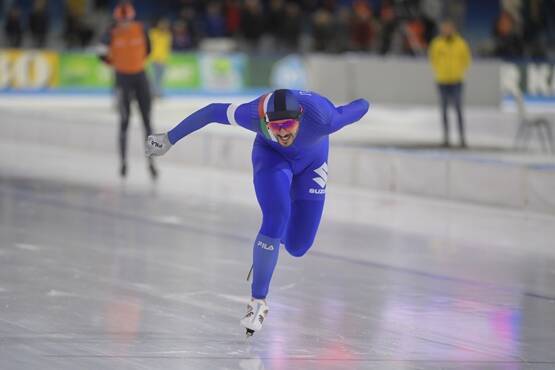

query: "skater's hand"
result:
(145, 133), (172, 157)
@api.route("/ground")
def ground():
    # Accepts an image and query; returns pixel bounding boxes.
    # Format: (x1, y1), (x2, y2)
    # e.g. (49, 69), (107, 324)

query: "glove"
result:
(145, 133), (172, 157)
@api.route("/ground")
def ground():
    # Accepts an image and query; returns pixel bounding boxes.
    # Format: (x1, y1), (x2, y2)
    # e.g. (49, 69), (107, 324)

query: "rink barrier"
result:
(306, 56), (501, 106)
(174, 134), (555, 213)
(4, 110), (555, 214)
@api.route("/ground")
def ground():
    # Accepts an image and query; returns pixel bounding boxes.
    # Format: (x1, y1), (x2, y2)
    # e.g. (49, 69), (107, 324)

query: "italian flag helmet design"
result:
(258, 93), (278, 142)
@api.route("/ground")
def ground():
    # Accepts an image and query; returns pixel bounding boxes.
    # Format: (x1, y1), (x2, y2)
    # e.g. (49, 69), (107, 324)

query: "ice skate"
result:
(240, 298), (268, 337)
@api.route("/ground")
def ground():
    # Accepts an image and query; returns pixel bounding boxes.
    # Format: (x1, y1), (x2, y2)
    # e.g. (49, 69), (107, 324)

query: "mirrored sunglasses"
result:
(267, 119), (298, 132)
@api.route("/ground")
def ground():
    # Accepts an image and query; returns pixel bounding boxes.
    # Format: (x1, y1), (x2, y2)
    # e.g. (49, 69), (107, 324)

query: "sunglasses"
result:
(267, 119), (299, 133)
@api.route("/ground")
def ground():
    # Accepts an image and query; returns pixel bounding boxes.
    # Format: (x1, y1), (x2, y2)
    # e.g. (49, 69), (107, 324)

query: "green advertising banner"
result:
(199, 53), (246, 91)
(59, 52), (200, 89)
(59, 53), (112, 88)
(12, 51), (292, 91)
(162, 53), (200, 89)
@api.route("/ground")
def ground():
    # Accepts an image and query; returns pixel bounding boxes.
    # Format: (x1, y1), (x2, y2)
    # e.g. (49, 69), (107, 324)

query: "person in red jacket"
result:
(99, 1), (157, 179)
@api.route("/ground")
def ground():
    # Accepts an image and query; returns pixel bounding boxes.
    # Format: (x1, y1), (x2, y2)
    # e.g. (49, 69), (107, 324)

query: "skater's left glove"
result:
(145, 133), (172, 157)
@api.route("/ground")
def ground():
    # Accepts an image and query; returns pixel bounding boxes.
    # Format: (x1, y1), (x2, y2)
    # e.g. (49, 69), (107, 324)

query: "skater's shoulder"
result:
(296, 91), (335, 125)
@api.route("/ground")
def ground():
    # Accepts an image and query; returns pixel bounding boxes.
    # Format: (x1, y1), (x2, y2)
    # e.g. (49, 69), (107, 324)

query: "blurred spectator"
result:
(4, 0), (555, 57)
(522, 0), (547, 57)
(224, 0), (241, 36)
(172, 20), (194, 51)
(240, 0), (265, 51)
(312, 8), (335, 52)
(64, 0), (94, 48)
(29, 0), (50, 48)
(203, 1), (226, 38)
(301, 0), (320, 13)
(4, 5), (23, 48)
(94, 0), (110, 10)
(149, 18), (172, 97)
(403, 16), (426, 55)
(334, 6), (351, 53)
(351, 0), (375, 51)
(321, 0), (337, 13)
(421, 12), (437, 45)
(428, 20), (471, 148)
(280, 2), (303, 51)
(492, 11), (523, 58)
(266, 0), (285, 48)
(178, 6), (201, 48)
(378, 0), (398, 54)
(544, 0), (555, 45)
(66, 0), (87, 18)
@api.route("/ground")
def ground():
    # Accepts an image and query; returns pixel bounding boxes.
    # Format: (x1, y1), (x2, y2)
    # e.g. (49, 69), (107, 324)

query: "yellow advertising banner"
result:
(0, 49), (59, 89)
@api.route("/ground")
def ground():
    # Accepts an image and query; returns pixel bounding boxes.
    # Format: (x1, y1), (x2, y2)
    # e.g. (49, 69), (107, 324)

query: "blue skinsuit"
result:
(167, 90), (369, 299)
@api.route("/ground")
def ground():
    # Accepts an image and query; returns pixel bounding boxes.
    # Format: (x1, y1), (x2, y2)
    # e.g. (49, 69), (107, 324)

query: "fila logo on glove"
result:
(310, 162), (328, 194)
(151, 140), (163, 148)
(257, 241), (274, 251)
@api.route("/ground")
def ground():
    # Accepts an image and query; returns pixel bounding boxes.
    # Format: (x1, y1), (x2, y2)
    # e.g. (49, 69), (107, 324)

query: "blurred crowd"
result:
(489, 0), (555, 59)
(2, 0), (555, 58)
(4, 0), (96, 48)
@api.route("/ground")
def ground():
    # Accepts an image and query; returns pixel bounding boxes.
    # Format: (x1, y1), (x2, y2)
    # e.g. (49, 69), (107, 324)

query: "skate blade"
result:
(245, 328), (255, 337)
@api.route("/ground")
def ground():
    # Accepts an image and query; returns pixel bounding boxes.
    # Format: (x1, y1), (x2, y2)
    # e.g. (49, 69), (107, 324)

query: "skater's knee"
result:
(259, 202), (290, 237)
(285, 228), (317, 257)
(287, 246), (310, 257)
(260, 212), (289, 238)
(284, 239), (313, 257)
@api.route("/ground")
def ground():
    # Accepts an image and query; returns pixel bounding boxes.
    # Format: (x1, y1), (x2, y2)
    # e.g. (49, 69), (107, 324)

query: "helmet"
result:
(265, 89), (302, 122)
(113, 3), (136, 22)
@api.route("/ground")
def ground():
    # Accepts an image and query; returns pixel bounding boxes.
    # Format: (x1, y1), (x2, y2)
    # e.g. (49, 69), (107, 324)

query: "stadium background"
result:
(1, 2), (555, 369)
(1, 0), (554, 105)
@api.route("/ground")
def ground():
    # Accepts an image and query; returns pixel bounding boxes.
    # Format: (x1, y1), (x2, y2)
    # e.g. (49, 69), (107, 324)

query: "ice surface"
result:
(0, 97), (554, 369)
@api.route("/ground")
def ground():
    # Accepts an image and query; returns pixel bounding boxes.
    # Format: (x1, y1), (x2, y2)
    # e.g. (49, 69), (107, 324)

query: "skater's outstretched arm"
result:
(325, 98), (370, 134)
(146, 100), (257, 157)
(167, 102), (256, 144)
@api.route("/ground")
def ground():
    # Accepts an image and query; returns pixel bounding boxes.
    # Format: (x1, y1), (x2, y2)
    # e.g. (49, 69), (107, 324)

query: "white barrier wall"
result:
(4, 107), (555, 215)
(307, 55), (501, 106)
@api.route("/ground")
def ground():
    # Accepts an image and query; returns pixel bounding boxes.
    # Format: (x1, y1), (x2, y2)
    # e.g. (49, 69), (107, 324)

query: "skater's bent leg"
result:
(251, 168), (292, 299)
(284, 199), (325, 257)
(251, 233), (281, 299)
(255, 168), (292, 238)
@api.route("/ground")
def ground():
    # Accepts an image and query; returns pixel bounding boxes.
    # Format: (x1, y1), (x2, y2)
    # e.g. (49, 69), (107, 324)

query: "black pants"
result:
(115, 71), (152, 164)
(438, 83), (466, 146)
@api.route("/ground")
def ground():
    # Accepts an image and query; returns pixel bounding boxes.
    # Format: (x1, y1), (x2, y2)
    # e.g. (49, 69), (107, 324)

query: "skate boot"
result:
(240, 298), (268, 337)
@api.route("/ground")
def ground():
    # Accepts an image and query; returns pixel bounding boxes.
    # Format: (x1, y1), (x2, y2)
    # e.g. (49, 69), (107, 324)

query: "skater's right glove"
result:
(145, 133), (172, 157)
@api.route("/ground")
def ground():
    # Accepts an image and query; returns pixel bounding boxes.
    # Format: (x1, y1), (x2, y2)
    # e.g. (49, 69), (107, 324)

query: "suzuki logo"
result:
(312, 162), (328, 189)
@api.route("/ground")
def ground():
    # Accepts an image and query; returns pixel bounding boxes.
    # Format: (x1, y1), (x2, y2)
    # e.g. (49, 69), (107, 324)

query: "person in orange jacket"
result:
(99, 1), (157, 179)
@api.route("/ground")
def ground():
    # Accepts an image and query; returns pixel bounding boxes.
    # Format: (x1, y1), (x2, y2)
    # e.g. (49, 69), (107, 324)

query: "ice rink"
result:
(1, 96), (555, 370)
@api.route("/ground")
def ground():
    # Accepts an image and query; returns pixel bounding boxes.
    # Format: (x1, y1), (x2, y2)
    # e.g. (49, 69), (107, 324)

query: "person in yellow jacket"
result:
(429, 20), (471, 148)
(149, 18), (172, 98)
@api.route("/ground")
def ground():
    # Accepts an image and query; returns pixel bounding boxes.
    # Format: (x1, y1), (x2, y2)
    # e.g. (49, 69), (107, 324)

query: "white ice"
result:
(0, 96), (554, 370)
